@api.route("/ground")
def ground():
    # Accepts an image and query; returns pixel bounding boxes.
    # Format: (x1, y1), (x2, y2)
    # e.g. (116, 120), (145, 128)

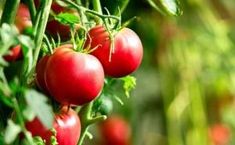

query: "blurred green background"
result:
(95, 0), (235, 145)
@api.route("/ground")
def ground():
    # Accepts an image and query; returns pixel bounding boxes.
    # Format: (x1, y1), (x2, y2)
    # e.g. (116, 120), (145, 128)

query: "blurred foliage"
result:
(96, 0), (235, 145)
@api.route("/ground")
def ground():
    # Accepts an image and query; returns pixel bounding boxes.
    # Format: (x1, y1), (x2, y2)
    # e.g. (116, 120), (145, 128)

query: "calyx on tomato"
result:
(85, 25), (143, 78)
(26, 107), (81, 145)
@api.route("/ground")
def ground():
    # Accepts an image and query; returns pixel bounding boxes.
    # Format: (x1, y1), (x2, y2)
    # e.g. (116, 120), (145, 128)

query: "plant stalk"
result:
(0, 0), (20, 25)
(32, 0), (53, 69)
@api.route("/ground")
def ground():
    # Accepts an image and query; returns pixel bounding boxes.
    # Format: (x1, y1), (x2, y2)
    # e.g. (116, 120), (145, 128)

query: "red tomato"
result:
(3, 45), (22, 62)
(209, 124), (230, 145)
(85, 25), (143, 78)
(36, 44), (74, 93)
(36, 55), (50, 93)
(45, 45), (104, 105)
(15, 3), (32, 33)
(26, 107), (81, 145)
(99, 116), (131, 145)
(46, 20), (71, 41)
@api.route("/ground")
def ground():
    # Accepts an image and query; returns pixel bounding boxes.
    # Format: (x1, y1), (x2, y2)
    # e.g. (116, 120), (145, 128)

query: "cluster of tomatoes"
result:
(4, 1), (143, 145)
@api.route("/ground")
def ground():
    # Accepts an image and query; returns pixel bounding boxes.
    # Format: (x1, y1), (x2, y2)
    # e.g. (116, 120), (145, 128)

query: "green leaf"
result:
(23, 106), (36, 121)
(4, 120), (21, 144)
(121, 75), (136, 98)
(24, 89), (53, 129)
(160, 0), (182, 16)
(55, 13), (80, 26)
(147, 0), (182, 16)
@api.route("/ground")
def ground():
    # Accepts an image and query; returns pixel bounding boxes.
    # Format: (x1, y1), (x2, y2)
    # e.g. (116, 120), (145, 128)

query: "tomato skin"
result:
(46, 20), (71, 41)
(26, 108), (81, 145)
(15, 3), (32, 33)
(45, 46), (104, 105)
(100, 116), (131, 145)
(209, 124), (230, 145)
(36, 55), (50, 93)
(86, 25), (143, 78)
(3, 45), (22, 62)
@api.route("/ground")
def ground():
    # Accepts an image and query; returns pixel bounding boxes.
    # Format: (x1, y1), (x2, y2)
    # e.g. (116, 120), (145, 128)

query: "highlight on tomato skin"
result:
(44, 45), (105, 106)
(85, 25), (143, 78)
(26, 107), (81, 145)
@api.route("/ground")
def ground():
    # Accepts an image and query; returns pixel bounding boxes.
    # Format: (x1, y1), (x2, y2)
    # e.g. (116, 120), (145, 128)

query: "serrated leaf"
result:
(55, 13), (80, 26)
(160, 0), (182, 16)
(4, 120), (21, 144)
(121, 75), (136, 98)
(24, 89), (53, 129)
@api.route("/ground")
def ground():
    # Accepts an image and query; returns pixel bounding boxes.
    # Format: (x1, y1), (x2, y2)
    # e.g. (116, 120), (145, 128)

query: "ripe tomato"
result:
(26, 107), (81, 145)
(85, 25), (143, 77)
(45, 45), (104, 105)
(15, 3), (32, 33)
(46, 20), (71, 41)
(209, 124), (231, 145)
(3, 45), (22, 62)
(99, 116), (131, 145)
(36, 44), (73, 93)
(36, 55), (50, 93)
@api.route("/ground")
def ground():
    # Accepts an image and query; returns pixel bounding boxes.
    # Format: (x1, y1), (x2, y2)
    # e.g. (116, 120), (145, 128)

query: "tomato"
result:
(15, 3), (32, 33)
(209, 124), (230, 145)
(45, 45), (104, 105)
(46, 20), (71, 41)
(99, 116), (131, 145)
(26, 107), (81, 145)
(85, 25), (143, 77)
(36, 55), (50, 93)
(3, 45), (22, 62)
(36, 44), (73, 93)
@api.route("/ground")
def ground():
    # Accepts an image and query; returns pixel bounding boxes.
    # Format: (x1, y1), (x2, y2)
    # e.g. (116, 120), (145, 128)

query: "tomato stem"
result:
(0, 0), (20, 25)
(32, 0), (52, 71)
(92, 0), (102, 24)
(13, 98), (35, 145)
(77, 101), (106, 145)
(25, 0), (37, 24)
(63, 0), (120, 24)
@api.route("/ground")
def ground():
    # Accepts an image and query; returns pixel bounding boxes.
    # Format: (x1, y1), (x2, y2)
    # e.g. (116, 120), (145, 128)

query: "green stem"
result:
(63, 0), (120, 23)
(77, 102), (106, 145)
(25, 0), (37, 24)
(0, 0), (20, 25)
(32, 0), (53, 69)
(13, 98), (35, 145)
(92, 0), (102, 14)
(77, 126), (89, 145)
(92, 0), (102, 24)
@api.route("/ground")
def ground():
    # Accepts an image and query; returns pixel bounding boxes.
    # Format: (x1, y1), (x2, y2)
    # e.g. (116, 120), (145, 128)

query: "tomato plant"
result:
(0, 0), (144, 144)
(45, 45), (104, 105)
(26, 107), (81, 145)
(3, 45), (22, 62)
(99, 115), (131, 145)
(15, 3), (32, 33)
(86, 25), (143, 77)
